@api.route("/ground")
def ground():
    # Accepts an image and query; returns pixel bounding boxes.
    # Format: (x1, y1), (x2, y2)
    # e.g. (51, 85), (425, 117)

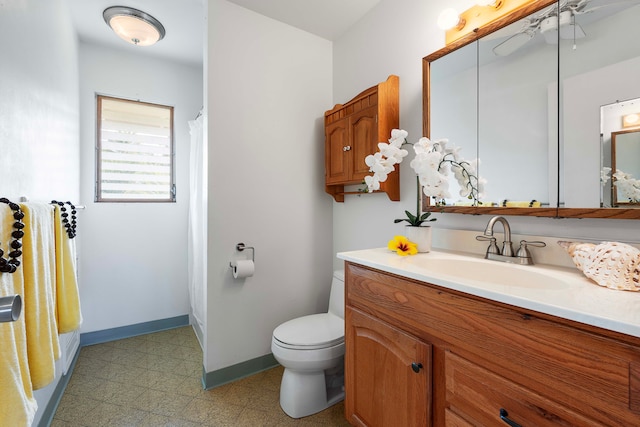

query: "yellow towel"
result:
(0, 204), (38, 425)
(53, 205), (82, 333)
(20, 202), (60, 390)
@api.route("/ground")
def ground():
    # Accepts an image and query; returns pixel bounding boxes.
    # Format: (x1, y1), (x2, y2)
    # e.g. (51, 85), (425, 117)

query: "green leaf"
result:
(405, 210), (417, 223)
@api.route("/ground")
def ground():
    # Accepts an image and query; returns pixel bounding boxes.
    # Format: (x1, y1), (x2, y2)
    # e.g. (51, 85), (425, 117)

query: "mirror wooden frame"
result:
(611, 129), (640, 207)
(422, 0), (640, 220)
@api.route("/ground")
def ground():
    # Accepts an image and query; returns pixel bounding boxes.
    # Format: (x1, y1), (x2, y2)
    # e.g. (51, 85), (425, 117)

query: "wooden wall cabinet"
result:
(324, 75), (399, 202)
(345, 262), (640, 426)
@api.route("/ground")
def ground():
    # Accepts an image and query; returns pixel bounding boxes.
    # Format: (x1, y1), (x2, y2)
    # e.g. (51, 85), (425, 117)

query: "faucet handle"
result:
(516, 240), (546, 258)
(476, 235), (500, 255)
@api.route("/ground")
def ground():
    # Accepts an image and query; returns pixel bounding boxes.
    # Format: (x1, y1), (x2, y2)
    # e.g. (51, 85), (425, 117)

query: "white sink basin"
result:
(417, 258), (571, 290)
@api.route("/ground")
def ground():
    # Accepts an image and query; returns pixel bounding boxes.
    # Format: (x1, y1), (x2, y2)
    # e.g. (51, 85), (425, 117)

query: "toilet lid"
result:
(273, 313), (344, 349)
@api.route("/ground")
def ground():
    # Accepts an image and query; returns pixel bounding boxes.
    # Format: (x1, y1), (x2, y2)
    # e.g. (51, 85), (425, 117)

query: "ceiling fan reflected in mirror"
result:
(492, 0), (640, 56)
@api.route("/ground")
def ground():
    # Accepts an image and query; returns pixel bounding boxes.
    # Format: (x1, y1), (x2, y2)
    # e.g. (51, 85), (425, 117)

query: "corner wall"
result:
(205, 0), (334, 373)
(0, 0), (79, 202)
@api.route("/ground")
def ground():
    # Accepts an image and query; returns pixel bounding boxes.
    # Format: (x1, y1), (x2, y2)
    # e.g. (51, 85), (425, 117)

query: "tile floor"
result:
(52, 326), (350, 426)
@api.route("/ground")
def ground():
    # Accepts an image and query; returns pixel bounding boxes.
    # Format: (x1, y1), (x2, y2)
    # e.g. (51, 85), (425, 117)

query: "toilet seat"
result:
(273, 313), (344, 350)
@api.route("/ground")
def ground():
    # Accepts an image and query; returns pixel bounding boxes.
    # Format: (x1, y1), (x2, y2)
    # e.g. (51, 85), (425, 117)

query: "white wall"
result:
(78, 42), (203, 332)
(205, 0), (333, 372)
(0, 0), (79, 202)
(331, 0), (640, 270)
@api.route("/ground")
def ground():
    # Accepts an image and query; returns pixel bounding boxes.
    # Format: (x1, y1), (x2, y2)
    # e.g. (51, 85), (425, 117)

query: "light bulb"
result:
(437, 8), (463, 30)
(476, 0), (503, 8)
(625, 114), (639, 125)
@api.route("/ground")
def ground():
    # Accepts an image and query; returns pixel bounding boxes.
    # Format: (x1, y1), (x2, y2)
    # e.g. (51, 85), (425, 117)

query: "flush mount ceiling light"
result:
(103, 6), (165, 46)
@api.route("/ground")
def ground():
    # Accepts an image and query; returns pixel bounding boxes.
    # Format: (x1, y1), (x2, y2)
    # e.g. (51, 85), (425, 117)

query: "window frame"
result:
(95, 95), (176, 203)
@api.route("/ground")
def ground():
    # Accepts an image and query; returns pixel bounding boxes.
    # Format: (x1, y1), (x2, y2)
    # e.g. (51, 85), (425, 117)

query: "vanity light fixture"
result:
(623, 113), (640, 128)
(103, 6), (166, 46)
(440, 0), (537, 45)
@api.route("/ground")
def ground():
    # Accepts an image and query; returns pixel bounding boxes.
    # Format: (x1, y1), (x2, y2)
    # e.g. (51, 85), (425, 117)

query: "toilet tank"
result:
(328, 270), (345, 319)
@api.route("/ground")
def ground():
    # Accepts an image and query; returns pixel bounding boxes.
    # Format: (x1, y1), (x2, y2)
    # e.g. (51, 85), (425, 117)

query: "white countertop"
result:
(337, 248), (640, 338)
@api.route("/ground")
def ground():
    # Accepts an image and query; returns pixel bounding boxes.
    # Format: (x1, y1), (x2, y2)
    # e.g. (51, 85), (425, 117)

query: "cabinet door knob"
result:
(499, 409), (522, 427)
(411, 362), (423, 373)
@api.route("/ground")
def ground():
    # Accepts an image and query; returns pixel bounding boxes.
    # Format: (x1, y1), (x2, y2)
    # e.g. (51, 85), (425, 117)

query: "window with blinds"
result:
(96, 95), (175, 202)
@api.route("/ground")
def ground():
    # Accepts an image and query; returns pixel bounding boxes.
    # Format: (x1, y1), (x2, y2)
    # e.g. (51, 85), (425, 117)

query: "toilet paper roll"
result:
(231, 260), (254, 279)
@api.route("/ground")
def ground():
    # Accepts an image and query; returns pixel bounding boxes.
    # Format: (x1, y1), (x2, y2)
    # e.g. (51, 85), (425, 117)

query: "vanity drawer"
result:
(445, 351), (598, 426)
(345, 262), (640, 426)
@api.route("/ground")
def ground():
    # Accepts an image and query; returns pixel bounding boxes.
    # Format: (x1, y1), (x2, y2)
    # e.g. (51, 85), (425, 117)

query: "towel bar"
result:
(0, 295), (21, 322)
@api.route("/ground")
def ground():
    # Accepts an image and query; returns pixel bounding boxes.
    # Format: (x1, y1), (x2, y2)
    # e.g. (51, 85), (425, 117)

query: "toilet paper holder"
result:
(229, 242), (255, 267)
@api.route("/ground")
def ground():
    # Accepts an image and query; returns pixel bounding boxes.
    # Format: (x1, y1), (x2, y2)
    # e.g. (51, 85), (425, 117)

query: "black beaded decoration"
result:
(51, 200), (77, 239)
(0, 197), (24, 274)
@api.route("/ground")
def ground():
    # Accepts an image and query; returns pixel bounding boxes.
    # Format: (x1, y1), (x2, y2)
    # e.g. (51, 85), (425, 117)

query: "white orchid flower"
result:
(365, 152), (392, 175)
(389, 129), (408, 147)
(413, 137), (434, 155)
(364, 175), (380, 193)
(378, 142), (408, 165)
(613, 169), (632, 181)
(373, 170), (389, 181)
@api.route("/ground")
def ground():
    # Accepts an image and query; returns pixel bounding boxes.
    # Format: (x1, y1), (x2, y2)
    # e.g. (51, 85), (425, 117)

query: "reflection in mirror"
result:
(477, 4), (558, 208)
(601, 98), (640, 207)
(611, 129), (640, 205)
(425, 0), (640, 218)
(562, 2), (640, 209)
(429, 42), (478, 205)
(429, 3), (559, 207)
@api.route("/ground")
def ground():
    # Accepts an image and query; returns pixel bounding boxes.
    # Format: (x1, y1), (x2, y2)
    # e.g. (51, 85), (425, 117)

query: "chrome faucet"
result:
(484, 216), (513, 257)
(476, 216), (546, 265)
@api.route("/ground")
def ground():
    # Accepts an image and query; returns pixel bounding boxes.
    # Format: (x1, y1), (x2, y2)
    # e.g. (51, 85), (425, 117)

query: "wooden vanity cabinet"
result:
(344, 262), (640, 427)
(324, 75), (399, 202)
(346, 307), (431, 427)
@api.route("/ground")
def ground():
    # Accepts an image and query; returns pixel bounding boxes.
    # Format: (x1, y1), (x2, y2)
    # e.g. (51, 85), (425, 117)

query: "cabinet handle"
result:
(343, 145), (351, 151)
(411, 362), (423, 373)
(499, 409), (522, 427)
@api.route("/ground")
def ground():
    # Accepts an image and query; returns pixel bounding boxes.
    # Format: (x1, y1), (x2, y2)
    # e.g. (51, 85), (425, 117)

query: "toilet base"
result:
(279, 365), (345, 419)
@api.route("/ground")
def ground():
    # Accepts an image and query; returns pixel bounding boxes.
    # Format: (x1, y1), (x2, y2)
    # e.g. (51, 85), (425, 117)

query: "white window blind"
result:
(97, 96), (175, 202)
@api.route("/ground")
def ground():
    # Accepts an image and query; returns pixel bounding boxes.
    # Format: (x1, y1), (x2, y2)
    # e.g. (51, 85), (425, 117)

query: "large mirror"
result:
(424, 0), (640, 219)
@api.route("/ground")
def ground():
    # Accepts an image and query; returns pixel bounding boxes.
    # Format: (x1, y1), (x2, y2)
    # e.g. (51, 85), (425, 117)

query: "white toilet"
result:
(271, 270), (345, 419)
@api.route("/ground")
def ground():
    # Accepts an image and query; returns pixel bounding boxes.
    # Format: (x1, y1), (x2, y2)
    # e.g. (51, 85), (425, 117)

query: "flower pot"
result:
(405, 225), (432, 253)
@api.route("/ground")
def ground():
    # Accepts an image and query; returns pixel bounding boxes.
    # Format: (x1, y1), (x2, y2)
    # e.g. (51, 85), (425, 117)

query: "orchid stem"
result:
(416, 175), (421, 219)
